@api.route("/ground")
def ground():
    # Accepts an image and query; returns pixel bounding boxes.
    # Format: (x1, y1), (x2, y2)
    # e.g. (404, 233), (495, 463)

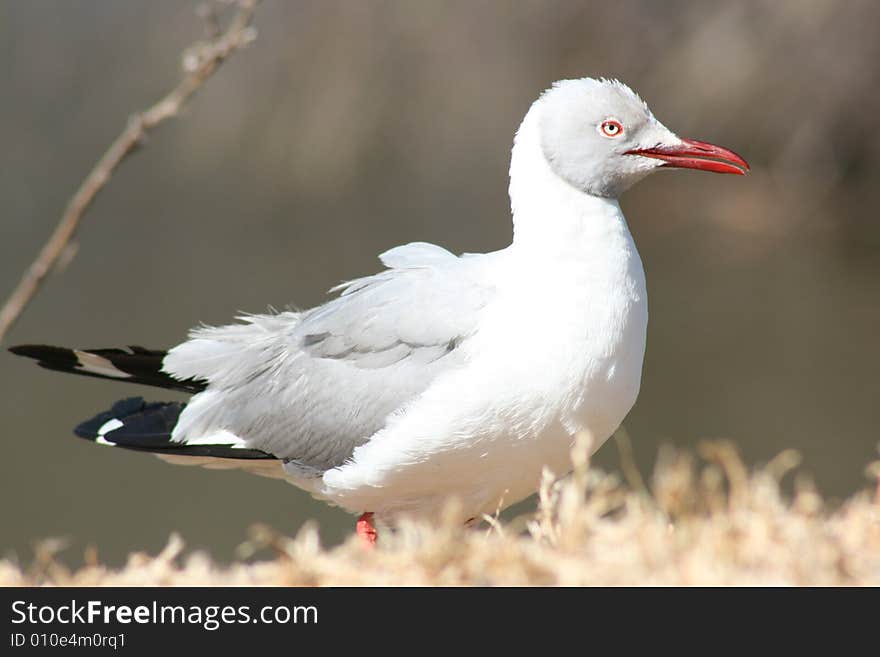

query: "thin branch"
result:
(0, 0), (260, 343)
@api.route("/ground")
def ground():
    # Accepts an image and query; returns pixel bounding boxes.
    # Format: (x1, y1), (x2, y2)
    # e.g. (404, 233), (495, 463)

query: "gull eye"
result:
(600, 119), (623, 138)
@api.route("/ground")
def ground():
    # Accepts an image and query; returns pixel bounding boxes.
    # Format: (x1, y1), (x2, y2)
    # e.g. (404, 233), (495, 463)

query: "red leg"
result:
(356, 512), (378, 548)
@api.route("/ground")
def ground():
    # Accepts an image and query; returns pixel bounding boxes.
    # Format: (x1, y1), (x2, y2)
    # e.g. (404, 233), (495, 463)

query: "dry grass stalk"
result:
(3, 443), (878, 586)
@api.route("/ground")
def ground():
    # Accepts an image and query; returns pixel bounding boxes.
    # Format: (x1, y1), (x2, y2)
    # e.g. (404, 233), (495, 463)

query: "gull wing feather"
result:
(162, 242), (494, 473)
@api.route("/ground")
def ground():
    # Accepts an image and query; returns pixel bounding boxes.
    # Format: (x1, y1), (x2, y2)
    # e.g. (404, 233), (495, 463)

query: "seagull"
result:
(10, 78), (748, 547)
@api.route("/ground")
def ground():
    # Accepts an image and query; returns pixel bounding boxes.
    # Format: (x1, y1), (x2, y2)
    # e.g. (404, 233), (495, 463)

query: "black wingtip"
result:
(74, 396), (276, 460)
(9, 343), (207, 393)
(8, 344), (75, 362)
(8, 344), (46, 358)
(8, 344), (81, 373)
(74, 397), (145, 438)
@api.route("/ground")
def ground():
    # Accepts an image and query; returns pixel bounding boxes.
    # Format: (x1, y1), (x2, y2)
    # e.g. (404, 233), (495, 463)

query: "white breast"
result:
(314, 103), (649, 522)
(315, 203), (647, 522)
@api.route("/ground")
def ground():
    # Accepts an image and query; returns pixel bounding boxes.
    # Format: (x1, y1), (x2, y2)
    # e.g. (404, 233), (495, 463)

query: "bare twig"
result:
(0, 0), (260, 343)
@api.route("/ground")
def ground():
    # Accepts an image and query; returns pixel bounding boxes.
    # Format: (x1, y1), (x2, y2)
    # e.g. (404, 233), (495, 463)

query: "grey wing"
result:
(162, 242), (494, 474)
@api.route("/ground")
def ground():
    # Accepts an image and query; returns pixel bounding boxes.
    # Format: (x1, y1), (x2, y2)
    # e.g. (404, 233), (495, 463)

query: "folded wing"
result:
(162, 242), (495, 474)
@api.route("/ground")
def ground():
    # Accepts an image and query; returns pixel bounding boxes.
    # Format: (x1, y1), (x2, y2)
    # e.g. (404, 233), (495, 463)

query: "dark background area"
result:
(2, 0), (878, 567)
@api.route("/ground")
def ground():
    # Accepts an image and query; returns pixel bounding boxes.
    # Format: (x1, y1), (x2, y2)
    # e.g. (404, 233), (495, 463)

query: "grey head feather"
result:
(538, 78), (679, 198)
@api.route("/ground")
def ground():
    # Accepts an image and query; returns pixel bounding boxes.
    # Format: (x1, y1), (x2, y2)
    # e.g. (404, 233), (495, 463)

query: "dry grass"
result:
(3, 441), (879, 586)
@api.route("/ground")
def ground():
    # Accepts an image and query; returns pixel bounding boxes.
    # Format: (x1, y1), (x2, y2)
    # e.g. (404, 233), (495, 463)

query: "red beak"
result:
(626, 138), (749, 175)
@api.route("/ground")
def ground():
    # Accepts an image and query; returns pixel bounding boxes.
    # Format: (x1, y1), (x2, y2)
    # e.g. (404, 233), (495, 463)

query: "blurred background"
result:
(2, 0), (878, 567)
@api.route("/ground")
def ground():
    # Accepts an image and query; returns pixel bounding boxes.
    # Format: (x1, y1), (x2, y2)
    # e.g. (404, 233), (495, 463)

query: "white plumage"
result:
(14, 78), (749, 534)
(165, 78), (660, 522)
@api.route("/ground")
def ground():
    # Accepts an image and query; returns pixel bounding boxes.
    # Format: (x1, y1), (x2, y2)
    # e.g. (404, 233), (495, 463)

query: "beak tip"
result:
(630, 138), (750, 177)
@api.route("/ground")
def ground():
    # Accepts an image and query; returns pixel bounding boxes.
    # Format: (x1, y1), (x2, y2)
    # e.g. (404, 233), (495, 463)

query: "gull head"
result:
(536, 78), (749, 198)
